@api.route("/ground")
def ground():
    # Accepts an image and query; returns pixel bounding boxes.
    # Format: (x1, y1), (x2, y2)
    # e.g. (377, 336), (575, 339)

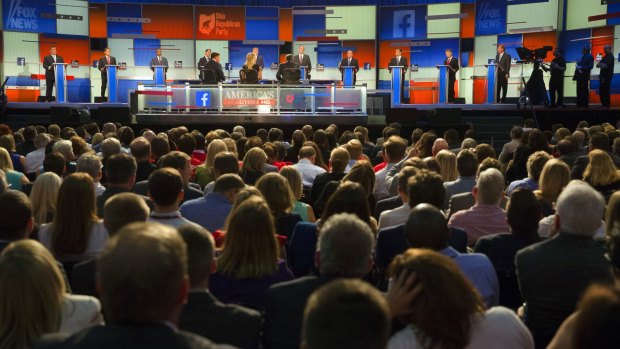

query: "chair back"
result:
(282, 68), (301, 84)
(240, 68), (258, 84)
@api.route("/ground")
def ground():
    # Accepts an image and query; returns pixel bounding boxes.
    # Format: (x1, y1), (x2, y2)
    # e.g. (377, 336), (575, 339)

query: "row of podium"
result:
(50, 63), (500, 105)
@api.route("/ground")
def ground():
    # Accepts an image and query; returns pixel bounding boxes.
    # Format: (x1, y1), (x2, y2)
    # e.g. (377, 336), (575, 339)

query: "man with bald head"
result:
(406, 203), (498, 307)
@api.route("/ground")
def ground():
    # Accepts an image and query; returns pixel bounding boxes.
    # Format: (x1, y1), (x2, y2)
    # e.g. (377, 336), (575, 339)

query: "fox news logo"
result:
(393, 10), (415, 39)
(5, 0), (38, 30)
(196, 91), (211, 107)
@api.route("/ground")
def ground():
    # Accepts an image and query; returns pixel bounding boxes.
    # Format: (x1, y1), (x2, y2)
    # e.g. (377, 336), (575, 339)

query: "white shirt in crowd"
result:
(374, 162), (396, 201)
(25, 148), (46, 174)
(38, 220), (109, 260)
(292, 158), (326, 187)
(378, 203), (410, 230)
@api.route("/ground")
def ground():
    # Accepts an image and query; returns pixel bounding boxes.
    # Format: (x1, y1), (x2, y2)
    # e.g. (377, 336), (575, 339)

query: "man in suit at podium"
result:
(97, 47), (117, 98)
(495, 44), (511, 103)
(42, 46), (64, 102)
(444, 49), (459, 103)
(252, 47), (265, 71)
(574, 46), (594, 108)
(150, 48), (169, 80)
(276, 54), (300, 83)
(388, 48), (408, 102)
(197, 49), (212, 82)
(339, 50), (359, 85)
(293, 46), (312, 79)
(202, 52), (226, 83)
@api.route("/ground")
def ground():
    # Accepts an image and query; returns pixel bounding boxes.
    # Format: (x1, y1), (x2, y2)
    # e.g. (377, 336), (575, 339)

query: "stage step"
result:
(462, 115), (524, 154)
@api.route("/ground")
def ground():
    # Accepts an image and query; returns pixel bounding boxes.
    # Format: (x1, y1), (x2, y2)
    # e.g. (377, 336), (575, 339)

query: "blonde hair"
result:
(222, 138), (238, 157)
(534, 159), (570, 204)
(279, 166), (303, 200)
(583, 149), (620, 186)
(0, 240), (65, 349)
(436, 150), (458, 182)
(0, 148), (13, 172)
(30, 172), (62, 226)
(217, 197), (279, 278)
(244, 52), (257, 68)
(606, 191), (620, 237)
(256, 172), (295, 216)
(206, 139), (228, 169)
(242, 147), (267, 173)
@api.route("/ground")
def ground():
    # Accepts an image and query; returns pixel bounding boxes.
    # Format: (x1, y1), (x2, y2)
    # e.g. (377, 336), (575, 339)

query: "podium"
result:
(300, 66), (308, 80)
(53, 63), (70, 103)
(106, 65), (120, 103)
(152, 65), (167, 85)
(435, 64), (450, 104)
(342, 66), (355, 87)
(484, 63), (497, 104)
(389, 66), (405, 105)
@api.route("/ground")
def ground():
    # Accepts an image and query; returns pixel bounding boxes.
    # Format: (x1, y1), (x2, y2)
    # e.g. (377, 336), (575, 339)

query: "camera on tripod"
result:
(516, 46), (553, 63)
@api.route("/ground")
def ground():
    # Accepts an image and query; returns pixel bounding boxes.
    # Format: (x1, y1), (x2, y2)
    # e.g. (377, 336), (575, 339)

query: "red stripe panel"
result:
(31, 74), (45, 80)
(588, 12), (620, 22)
(136, 90), (174, 96)
(296, 36), (339, 42)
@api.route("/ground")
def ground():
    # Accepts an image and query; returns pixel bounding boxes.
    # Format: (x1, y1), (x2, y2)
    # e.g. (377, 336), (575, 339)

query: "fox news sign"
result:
(3, 0), (56, 33)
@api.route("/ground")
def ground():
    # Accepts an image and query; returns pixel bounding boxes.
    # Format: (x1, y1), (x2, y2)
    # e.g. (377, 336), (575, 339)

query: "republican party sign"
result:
(195, 6), (245, 40)
(475, 0), (507, 36)
(3, 0), (56, 33)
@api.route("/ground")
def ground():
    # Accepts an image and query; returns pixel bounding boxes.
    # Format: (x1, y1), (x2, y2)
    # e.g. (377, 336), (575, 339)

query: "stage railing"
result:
(134, 83), (367, 115)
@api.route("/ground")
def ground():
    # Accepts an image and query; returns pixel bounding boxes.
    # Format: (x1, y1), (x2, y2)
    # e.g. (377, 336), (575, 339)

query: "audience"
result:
(0, 191), (34, 251)
(97, 153), (138, 217)
(76, 153), (105, 196)
(30, 172), (62, 226)
(279, 166), (316, 222)
(377, 167), (418, 229)
(506, 150), (552, 195)
(130, 137), (156, 182)
(292, 146), (326, 187)
(240, 147), (268, 185)
(533, 158), (570, 216)
(25, 133), (50, 176)
(444, 149), (479, 207)
(583, 149), (620, 202)
(147, 168), (195, 228)
(0, 147), (29, 190)
(374, 136), (407, 200)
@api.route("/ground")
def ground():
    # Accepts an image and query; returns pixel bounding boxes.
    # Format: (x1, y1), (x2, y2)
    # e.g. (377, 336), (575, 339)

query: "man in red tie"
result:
(444, 49), (459, 103)
(97, 47), (117, 98)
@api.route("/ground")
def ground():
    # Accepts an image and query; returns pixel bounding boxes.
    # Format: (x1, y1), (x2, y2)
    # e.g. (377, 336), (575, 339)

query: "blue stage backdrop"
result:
(475, 0), (507, 36)
(379, 5), (428, 41)
(2, 0), (56, 33)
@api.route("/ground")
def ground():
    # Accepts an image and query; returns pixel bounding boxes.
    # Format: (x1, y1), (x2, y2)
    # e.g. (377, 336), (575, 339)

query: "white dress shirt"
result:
(292, 159), (326, 187)
(25, 148), (46, 174)
(38, 220), (109, 260)
(373, 162), (395, 201)
(378, 203), (410, 230)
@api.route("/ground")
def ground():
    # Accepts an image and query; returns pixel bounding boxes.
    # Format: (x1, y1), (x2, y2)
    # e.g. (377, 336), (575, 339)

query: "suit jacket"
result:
(388, 56), (408, 75)
(97, 56), (117, 78)
(276, 61), (299, 82)
(495, 52), (511, 75)
(71, 259), (97, 297)
(255, 55), (264, 70)
(180, 290), (261, 349)
(203, 60), (226, 82)
(339, 58), (359, 74)
(444, 56), (459, 76)
(97, 186), (153, 218)
(150, 56), (169, 71)
(516, 233), (613, 347)
(43, 55), (64, 81)
(573, 53), (594, 81)
(263, 276), (336, 349)
(292, 54), (312, 73)
(33, 323), (237, 349)
(598, 53), (615, 83)
(133, 180), (203, 203)
(374, 195), (402, 220)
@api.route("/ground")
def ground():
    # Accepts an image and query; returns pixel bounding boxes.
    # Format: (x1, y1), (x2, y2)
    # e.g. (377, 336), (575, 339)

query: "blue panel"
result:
(410, 38), (460, 68)
(560, 29), (592, 62)
(317, 43), (343, 68)
(133, 39), (161, 67)
(67, 78), (90, 103)
(507, 0), (549, 4)
(246, 7), (279, 40)
(379, 6), (427, 40)
(117, 79), (152, 103)
(228, 41), (279, 71)
(293, 7), (325, 40)
(498, 34), (522, 62)
(107, 3), (142, 36)
(91, 0), (475, 5)
(6, 76), (39, 87)
(3, 0), (56, 33)
(608, 4), (620, 26)
(461, 51), (470, 68)
(475, 0), (507, 36)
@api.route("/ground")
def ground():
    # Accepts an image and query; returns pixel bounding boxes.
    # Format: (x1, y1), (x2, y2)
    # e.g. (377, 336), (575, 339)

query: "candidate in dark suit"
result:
(149, 48), (169, 81)
(543, 49), (567, 107)
(388, 48), (408, 102)
(42, 46), (64, 101)
(197, 48), (212, 82)
(444, 48), (459, 103)
(597, 45), (615, 108)
(515, 182), (614, 348)
(339, 50), (359, 85)
(495, 44), (511, 103)
(276, 54), (300, 83)
(574, 46), (594, 108)
(177, 224), (261, 349)
(292, 46), (312, 79)
(34, 223), (235, 349)
(252, 47), (264, 71)
(97, 48), (117, 98)
(262, 213), (374, 349)
(201, 52), (226, 83)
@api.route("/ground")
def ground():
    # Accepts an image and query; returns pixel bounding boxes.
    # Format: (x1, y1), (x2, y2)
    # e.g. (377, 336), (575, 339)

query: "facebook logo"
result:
(393, 10), (415, 39)
(196, 91), (211, 107)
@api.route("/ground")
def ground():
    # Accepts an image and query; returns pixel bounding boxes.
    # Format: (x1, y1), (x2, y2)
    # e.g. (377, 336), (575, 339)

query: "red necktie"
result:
(107, 56), (110, 64)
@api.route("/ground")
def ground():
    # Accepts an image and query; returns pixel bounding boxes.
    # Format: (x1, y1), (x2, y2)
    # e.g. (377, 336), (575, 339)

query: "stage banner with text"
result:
(3, 0), (56, 33)
(196, 6), (245, 40)
(475, 0), (507, 36)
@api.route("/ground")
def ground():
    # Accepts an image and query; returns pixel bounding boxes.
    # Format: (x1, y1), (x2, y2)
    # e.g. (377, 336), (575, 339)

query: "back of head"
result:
(302, 279), (390, 349)
(329, 147), (350, 173)
(318, 213), (373, 277)
(299, 145), (316, 160)
(342, 161), (375, 198)
(398, 166), (419, 193)
(98, 222), (186, 324)
(105, 153), (137, 185)
(279, 166), (303, 200)
(345, 139), (363, 160)
(474, 143), (496, 162)
(43, 153), (65, 177)
(151, 135), (170, 159)
(573, 284), (620, 349)
(76, 153), (102, 180)
(256, 172), (295, 216)
(590, 133), (610, 151)
(0, 191), (32, 241)
(584, 149), (620, 186)
(527, 151), (552, 180)
(242, 147), (267, 173)
(158, 151), (189, 172)
(507, 189), (541, 234)
(475, 168), (505, 205)
(456, 149), (479, 177)
(130, 137), (151, 160)
(34, 133), (51, 149)
(52, 140), (74, 161)
(384, 136), (407, 163)
(510, 126), (524, 140)
(322, 182), (371, 228)
(407, 169), (445, 208)
(556, 180), (605, 237)
(405, 204), (450, 250)
(212, 151), (240, 178)
(101, 137), (121, 159)
(148, 168), (183, 207)
(178, 224), (215, 288)
(103, 193), (150, 236)
(213, 173), (245, 194)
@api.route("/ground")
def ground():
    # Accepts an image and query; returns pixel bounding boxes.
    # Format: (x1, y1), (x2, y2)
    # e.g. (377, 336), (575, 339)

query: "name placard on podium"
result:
(342, 66), (355, 87)
(299, 66), (308, 80)
(53, 63), (70, 103)
(389, 65), (404, 105)
(484, 63), (498, 104)
(435, 64), (450, 104)
(152, 65), (167, 85)
(106, 65), (120, 103)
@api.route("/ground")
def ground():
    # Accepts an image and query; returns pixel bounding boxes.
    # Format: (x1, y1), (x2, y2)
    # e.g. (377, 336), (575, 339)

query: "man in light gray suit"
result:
(292, 45), (312, 79)
(150, 48), (169, 80)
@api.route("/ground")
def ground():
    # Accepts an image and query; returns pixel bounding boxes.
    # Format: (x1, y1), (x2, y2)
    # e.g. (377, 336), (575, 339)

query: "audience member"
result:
(292, 146), (326, 187)
(533, 159), (570, 216)
(320, 182), (377, 233)
(583, 149), (620, 202)
(25, 133), (50, 175)
(572, 132), (620, 179)
(76, 153), (105, 196)
(506, 151), (552, 195)
(444, 149), (479, 207)
(436, 149), (458, 182)
(43, 152), (66, 177)
(0, 147), (29, 190)
(280, 166), (316, 222)
(256, 172), (303, 239)
(16, 126), (37, 156)
(378, 167), (418, 229)
(202, 151), (240, 195)
(30, 172), (62, 226)
(130, 137), (156, 182)
(240, 147), (267, 185)
(0, 191), (34, 251)
(498, 126), (523, 164)
(374, 136), (407, 200)
(97, 153), (138, 217)
(147, 168), (194, 228)
(196, 139), (228, 188)
(311, 147), (349, 212)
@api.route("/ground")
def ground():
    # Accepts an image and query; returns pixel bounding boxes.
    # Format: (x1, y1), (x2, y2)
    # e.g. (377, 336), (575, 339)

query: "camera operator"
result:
(543, 49), (566, 107)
